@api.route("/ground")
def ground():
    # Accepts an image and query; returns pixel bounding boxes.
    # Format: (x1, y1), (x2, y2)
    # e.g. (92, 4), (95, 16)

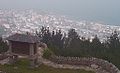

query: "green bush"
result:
(0, 37), (9, 53)
(42, 48), (54, 59)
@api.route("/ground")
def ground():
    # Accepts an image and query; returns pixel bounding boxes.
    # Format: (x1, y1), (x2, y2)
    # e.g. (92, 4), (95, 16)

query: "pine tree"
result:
(107, 31), (120, 52)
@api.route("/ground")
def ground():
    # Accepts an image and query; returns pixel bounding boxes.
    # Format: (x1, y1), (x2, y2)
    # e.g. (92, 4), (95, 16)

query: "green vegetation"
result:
(43, 48), (54, 59)
(0, 59), (94, 73)
(0, 26), (120, 71)
(0, 37), (8, 53)
(37, 27), (120, 69)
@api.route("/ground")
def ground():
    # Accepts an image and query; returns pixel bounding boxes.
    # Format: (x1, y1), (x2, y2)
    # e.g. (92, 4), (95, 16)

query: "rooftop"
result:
(6, 33), (40, 43)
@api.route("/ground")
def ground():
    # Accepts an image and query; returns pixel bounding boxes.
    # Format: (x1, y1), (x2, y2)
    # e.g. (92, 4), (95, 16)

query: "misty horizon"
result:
(0, 0), (120, 25)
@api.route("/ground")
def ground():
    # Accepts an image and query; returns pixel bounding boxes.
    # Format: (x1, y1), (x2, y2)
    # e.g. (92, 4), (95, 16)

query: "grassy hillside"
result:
(0, 59), (95, 73)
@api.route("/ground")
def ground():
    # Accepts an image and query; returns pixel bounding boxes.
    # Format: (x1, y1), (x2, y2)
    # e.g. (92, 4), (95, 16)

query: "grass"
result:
(0, 59), (95, 73)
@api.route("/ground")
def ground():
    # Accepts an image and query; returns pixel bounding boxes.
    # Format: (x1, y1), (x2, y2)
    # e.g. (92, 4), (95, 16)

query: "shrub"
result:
(42, 48), (54, 59)
(0, 37), (9, 53)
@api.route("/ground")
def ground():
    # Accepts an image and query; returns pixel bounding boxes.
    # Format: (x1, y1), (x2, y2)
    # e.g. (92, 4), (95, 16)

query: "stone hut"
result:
(6, 33), (40, 67)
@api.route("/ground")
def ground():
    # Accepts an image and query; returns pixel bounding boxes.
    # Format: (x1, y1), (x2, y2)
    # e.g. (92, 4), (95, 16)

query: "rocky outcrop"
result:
(0, 54), (9, 65)
(0, 58), (9, 65)
(37, 47), (120, 73)
(49, 56), (120, 73)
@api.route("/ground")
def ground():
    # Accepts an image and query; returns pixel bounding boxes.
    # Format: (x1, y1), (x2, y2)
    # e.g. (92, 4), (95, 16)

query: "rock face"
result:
(91, 64), (98, 69)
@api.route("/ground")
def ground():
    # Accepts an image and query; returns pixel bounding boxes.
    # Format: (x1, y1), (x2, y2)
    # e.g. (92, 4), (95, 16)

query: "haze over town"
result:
(0, 0), (120, 25)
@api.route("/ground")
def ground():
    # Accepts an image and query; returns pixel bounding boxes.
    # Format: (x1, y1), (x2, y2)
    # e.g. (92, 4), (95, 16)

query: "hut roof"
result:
(6, 33), (40, 43)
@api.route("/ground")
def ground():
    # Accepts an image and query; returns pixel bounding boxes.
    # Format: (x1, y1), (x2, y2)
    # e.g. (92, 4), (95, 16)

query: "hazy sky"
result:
(0, 0), (120, 25)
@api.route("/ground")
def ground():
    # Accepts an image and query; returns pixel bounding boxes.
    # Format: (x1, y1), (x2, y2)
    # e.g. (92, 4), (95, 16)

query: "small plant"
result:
(0, 37), (9, 53)
(42, 48), (54, 59)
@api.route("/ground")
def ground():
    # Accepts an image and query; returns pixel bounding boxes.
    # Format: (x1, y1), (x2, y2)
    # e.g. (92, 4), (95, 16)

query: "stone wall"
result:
(0, 54), (9, 65)
(37, 46), (120, 73)
(0, 57), (9, 65)
(49, 56), (120, 73)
